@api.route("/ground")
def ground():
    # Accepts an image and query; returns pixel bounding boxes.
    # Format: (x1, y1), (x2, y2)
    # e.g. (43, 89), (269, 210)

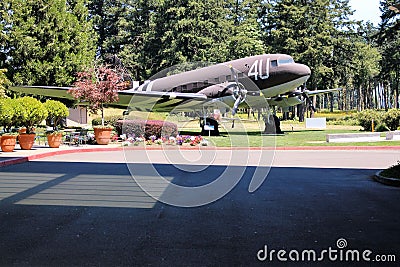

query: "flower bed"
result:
(121, 134), (207, 147)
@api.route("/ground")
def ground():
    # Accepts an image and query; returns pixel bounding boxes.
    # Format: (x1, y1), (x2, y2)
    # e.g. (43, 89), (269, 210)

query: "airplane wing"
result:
(266, 88), (342, 109)
(9, 85), (210, 112)
(304, 88), (342, 96)
(10, 85), (207, 101)
(10, 86), (75, 99)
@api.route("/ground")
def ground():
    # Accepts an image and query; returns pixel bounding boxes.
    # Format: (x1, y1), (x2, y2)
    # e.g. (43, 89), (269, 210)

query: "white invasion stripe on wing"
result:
(146, 81), (154, 92)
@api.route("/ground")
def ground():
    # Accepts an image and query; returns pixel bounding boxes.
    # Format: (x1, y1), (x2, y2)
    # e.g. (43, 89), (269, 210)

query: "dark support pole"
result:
(263, 114), (283, 134)
(297, 103), (305, 122)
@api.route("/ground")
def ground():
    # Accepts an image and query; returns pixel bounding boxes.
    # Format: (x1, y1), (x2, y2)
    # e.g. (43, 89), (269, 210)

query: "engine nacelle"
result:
(197, 82), (237, 98)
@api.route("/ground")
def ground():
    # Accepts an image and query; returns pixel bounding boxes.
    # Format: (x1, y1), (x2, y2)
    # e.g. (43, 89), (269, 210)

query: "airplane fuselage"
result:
(134, 54), (310, 98)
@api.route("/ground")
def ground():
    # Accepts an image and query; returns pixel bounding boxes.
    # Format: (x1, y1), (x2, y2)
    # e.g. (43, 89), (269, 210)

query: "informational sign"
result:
(306, 118), (326, 129)
(204, 125), (215, 131)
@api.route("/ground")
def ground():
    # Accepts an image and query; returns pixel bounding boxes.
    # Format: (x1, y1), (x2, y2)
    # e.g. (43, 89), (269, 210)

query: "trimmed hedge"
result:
(116, 120), (178, 139)
(356, 109), (400, 131)
(44, 100), (69, 130)
(0, 98), (24, 132)
(17, 96), (48, 134)
(384, 109), (400, 131)
(356, 109), (384, 131)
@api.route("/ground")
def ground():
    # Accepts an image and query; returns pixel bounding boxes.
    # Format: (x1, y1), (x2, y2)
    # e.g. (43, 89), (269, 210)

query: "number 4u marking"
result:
(248, 59), (270, 80)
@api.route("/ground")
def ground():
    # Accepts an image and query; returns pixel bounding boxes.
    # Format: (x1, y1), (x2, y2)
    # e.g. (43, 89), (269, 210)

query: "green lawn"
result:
(93, 108), (400, 148)
(178, 121), (400, 147)
(201, 130), (400, 147)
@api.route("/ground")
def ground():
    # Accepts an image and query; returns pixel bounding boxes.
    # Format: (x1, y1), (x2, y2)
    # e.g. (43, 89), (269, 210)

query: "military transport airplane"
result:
(9, 54), (338, 132)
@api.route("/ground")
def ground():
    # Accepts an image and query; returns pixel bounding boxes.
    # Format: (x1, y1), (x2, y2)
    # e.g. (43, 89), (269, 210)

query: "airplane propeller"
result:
(230, 65), (247, 115)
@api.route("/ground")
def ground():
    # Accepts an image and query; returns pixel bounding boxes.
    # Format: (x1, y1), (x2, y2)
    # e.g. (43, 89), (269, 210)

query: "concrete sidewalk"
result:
(1, 142), (400, 168)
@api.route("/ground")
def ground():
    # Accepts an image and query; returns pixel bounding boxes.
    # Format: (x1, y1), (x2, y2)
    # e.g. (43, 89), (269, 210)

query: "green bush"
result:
(92, 115), (122, 127)
(44, 100), (69, 130)
(116, 120), (178, 139)
(0, 98), (24, 132)
(327, 114), (359, 126)
(375, 123), (389, 132)
(356, 109), (384, 131)
(380, 161), (400, 179)
(17, 96), (48, 134)
(352, 109), (400, 132)
(383, 109), (400, 131)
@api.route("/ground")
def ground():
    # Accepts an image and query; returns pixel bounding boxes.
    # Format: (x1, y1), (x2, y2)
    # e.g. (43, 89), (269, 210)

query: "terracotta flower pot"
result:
(1, 135), (17, 152)
(47, 133), (63, 148)
(94, 127), (112, 145)
(18, 133), (36, 150)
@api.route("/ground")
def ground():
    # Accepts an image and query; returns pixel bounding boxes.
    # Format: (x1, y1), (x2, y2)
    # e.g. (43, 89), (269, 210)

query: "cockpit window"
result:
(278, 58), (295, 65)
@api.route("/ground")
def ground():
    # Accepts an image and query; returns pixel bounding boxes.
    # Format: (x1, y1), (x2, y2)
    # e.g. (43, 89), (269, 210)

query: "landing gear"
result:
(263, 114), (283, 135)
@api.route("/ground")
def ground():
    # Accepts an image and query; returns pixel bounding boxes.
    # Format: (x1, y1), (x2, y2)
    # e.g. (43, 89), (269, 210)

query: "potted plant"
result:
(69, 64), (120, 145)
(44, 100), (69, 148)
(17, 96), (48, 150)
(0, 98), (21, 152)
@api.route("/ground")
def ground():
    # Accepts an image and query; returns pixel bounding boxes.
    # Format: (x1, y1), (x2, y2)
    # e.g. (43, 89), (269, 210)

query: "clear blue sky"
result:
(349, 0), (381, 25)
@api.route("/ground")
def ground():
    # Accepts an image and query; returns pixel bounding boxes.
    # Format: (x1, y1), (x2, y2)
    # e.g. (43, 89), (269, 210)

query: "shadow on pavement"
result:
(0, 161), (399, 266)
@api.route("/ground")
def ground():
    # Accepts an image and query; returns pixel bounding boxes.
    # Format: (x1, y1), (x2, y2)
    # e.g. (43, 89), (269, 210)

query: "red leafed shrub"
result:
(116, 120), (178, 139)
(69, 65), (121, 126)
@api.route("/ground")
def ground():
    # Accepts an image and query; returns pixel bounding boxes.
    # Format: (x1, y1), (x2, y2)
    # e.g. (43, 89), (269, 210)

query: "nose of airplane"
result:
(298, 64), (311, 77)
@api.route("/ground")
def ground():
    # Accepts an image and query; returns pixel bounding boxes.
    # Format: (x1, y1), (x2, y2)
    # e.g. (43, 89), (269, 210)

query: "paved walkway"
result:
(1, 143), (400, 168)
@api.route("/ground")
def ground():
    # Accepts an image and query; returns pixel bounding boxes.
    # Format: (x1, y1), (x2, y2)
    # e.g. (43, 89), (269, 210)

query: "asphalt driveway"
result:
(0, 150), (399, 266)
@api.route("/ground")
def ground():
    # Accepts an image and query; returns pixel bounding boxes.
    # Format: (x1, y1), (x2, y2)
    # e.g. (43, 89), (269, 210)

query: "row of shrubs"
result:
(115, 120), (178, 139)
(354, 109), (400, 132)
(324, 109), (400, 132)
(0, 97), (69, 134)
(93, 115), (178, 139)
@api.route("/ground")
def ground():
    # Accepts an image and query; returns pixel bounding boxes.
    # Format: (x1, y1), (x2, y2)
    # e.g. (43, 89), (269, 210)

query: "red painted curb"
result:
(26, 147), (124, 161)
(0, 157), (28, 167)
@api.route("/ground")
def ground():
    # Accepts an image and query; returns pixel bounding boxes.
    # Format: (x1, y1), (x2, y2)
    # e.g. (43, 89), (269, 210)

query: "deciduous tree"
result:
(70, 65), (120, 126)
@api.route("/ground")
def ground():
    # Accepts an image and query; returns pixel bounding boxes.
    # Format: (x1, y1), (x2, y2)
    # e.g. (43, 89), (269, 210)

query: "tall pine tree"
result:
(263, 0), (337, 90)
(152, 0), (233, 70)
(225, 0), (266, 59)
(377, 0), (400, 108)
(0, 0), (96, 86)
